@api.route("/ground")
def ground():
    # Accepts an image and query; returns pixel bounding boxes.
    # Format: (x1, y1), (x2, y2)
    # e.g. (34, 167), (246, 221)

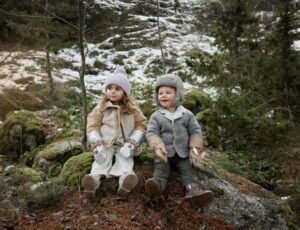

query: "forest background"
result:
(0, 0), (299, 229)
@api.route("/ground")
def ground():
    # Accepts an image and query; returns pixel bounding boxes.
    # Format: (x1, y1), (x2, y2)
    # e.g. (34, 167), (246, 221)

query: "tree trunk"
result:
(45, 0), (55, 101)
(281, 2), (293, 120)
(78, 0), (88, 151)
(156, 0), (166, 74)
(46, 50), (55, 100)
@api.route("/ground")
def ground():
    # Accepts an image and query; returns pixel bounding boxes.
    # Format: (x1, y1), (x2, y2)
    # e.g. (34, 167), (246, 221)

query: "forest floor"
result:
(1, 163), (236, 230)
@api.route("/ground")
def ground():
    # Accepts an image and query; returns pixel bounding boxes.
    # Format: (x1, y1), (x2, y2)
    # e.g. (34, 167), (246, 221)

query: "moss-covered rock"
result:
(32, 139), (82, 177)
(5, 166), (42, 184)
(59, 152), (94, 189)
(207, 150), (275, 198)
(0, 110), (45, 159)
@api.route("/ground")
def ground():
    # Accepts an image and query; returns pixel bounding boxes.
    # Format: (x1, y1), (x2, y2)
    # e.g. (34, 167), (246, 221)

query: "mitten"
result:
(88, 139), (102, 151)
(93, 145), (107, 164)
(119, 142), (135, 158)
(189, 147), (205, 168)
(87, 130), (102, 150)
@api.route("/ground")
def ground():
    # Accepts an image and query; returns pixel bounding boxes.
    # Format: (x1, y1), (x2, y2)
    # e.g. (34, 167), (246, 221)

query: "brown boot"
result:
(183, 183), (214, 207)
(117, 173), (138, 197)
(81, 174), (101, 201)
(144, 178), (165, 202)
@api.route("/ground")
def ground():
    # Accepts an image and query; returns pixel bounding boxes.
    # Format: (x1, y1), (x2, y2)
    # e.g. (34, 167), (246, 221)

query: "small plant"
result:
(229, 151), (280, 189)
(30, 178), (67, 208)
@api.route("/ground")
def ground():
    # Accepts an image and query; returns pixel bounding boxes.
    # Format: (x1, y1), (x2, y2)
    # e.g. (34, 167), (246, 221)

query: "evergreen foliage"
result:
(188, 0), (300, 150)
(0, 0), (77, 48)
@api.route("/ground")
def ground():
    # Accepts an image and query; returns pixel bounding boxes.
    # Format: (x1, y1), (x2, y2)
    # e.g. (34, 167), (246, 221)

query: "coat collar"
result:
(99, 100), (121, 111)
(159, 105), (186, 121)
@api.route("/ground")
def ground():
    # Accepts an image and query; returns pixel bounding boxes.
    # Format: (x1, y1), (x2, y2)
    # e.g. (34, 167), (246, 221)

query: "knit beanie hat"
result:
(104, 67), (131, 95)
(154, 73), (184, 107)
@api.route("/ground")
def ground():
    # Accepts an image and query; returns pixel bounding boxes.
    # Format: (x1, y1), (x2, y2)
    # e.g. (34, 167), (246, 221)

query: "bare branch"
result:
(0, 8), (54, 19)
(31, 0), (79, 31)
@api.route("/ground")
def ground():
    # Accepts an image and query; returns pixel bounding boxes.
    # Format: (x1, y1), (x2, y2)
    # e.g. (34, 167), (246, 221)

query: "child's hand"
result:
(119, 142), (134, 158)
(155, 148), (168, 164)
(189, 147), (205, 168)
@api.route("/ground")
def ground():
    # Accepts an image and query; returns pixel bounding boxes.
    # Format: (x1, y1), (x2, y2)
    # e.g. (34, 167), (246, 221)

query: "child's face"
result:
(106, 84), (125, 104)
(158, 86), (176, 110)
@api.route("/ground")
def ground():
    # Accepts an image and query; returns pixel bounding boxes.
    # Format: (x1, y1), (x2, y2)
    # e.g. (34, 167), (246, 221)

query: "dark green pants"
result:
(153, 153), (198, 187)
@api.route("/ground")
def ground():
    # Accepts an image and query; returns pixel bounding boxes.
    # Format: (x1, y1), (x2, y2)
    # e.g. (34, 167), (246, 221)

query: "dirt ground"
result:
(1, 163), (235, 230)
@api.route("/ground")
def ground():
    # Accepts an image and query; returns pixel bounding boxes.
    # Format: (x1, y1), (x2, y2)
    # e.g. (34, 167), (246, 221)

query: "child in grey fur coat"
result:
(145, 73), (214, 207)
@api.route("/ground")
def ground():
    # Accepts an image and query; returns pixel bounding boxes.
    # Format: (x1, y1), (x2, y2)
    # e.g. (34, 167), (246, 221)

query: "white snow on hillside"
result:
(0, 0), (216, 97)
(0, 0), (299, 99)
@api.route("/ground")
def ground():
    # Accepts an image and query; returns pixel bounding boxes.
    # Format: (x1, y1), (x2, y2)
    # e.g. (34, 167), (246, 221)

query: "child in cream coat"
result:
(82, 67), (147, 200)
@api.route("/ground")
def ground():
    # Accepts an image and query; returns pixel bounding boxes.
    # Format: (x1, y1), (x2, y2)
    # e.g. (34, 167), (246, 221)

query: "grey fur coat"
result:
(146, 105), (203, 158)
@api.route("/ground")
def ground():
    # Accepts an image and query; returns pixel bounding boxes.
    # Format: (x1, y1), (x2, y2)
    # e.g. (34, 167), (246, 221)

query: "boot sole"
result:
(117, 174), (138, 197)
(145, 179), (164, 202)
(183, 190), (214, 207)
(82, 175), (97, 200)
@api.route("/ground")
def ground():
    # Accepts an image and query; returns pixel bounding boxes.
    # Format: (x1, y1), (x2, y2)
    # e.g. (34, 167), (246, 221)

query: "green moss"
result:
(48, 164), (62, 177)
(208, 155), (275, 198)
(54, 129), (82, 142)
(210, 152), (245, 176)
(0, 110), (45, 157)
(59, 152), (94, 189)
(21, 144), (47, 167)
(6, 166), (42, 183)
(32, 140), (82, 173)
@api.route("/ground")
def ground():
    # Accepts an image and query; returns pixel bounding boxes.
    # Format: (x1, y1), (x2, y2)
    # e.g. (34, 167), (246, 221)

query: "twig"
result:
(31, 0), (79, 31)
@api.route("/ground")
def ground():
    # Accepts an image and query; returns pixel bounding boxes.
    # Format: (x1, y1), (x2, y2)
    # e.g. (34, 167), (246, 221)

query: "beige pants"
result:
(90, 147), (134, 178)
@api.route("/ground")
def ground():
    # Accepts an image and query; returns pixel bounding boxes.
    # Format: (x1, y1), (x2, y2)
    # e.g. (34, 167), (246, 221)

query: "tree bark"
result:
(78, 0), (88, 151)
(46, 50), (55, 100)
(45, 0), (55, 101)
(156, 0), (166, 74)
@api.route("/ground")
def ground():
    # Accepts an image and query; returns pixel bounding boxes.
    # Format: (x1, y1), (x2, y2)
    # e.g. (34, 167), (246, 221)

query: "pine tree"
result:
(187, 0), (299, 150)
(1, 0), (77, 101)
(262, 0), (300, 121)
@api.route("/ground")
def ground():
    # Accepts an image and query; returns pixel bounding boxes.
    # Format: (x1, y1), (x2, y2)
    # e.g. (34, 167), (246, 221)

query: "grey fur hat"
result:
(154, 73), (184, 107)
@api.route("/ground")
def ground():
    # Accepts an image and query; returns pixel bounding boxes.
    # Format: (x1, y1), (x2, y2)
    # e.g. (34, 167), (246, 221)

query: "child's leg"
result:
(176, 157), (214, 207)
(108, 148), (134, 176)
(176, 157), (199, 186)
(109, 148), (138, 196)
(82, 147), (114, 200)
(145, 158), (170, 201)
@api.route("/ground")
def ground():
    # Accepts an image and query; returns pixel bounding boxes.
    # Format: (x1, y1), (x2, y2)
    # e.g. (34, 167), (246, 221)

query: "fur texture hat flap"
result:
(154, 73), (184, 107)
(104, 67), (131, 95)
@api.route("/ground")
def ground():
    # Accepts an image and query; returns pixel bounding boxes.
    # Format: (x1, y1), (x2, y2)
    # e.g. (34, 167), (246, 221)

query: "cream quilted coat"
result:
(87, 100), (147, 148)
